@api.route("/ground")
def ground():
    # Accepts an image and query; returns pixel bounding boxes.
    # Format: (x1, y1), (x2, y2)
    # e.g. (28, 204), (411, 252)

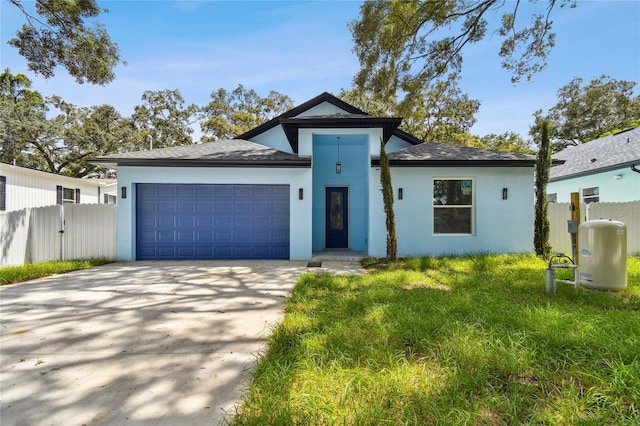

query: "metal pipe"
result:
(631, 164), (640, 174)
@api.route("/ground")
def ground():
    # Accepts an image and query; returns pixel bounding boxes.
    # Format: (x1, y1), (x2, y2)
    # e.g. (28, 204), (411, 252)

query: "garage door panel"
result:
(136, 184), (289, 260)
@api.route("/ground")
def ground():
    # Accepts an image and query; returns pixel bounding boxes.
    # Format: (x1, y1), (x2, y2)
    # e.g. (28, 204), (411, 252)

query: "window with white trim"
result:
(57, 186), (79, 204)
(104, 194), (117, 204)
(547, 193), (557, 203)
(433, 178), (474, 234)
(582, 186), (599, 204)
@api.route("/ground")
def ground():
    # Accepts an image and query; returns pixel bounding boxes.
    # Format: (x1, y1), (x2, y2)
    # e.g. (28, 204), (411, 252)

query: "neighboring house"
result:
(548, 126), (640, 204)
(91, 92), (538, 261)
(0, 162), (116, 212)
(86, 178), (118, 205)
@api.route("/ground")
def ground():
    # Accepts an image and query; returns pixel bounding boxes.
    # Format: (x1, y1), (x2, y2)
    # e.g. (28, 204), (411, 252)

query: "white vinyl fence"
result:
(1, 204), (116, 267)
(549, 201), (640, 256)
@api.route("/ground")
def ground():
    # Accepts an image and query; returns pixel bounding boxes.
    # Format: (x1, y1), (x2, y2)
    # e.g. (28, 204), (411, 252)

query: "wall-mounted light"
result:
(299, 188), (304, 200)
(614, 175), (622, 180)
(336, 136), (342, 174)
(502, 187), (508, 200)
(121, 186), (127, 199)
(398, 188), (403, 200)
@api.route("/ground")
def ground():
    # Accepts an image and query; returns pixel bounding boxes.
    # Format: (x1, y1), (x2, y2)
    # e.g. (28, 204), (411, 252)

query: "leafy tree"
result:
(131, 89), (199, 148)
(339, 74), (479, 145)
(478, 132), (534, 154)
(379, 138), (397, 261)
(350, 0), (576, 101)
(201, 85), (294, 140)
(534, 120), (551, 258)
(54, 101), (136, 177)
(7, 0), (123, 84)
(534, 75), (640, 150)
(0, 68), (51, 169)
(1, 69), (135, 177)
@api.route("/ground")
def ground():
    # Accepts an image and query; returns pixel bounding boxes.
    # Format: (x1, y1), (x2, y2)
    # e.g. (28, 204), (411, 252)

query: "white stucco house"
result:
(91, 93), (539, 261)
(548, 126), (640, 204)
(0, 162), (117, 212)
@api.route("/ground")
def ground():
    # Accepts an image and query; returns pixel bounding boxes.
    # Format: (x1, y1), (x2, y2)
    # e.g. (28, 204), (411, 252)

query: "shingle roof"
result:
(89, 139), (311, 168)
(372, 141), (538, 167)
(550, 126), (640, 181)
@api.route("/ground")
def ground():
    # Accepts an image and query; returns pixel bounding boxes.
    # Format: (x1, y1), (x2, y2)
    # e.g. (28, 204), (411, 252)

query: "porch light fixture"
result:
(121, 186), (127, 199)
(336, 136), (342, 174)
(398, 188), (403, 200)
(299, 188), (304, 200)
(502, 187), (508, 200)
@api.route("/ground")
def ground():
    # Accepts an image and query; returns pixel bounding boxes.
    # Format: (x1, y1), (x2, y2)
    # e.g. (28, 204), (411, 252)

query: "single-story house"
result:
(0, 162), (117, 212)
(91, 92), (538, 261)
(548, 126), (640, 203)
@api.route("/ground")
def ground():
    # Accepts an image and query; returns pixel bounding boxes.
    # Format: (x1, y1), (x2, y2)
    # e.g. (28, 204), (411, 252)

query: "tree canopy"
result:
(339, 74), (480, 145)
(533, 75), (640, 150)
(7, 0), (122, 85)
(201, 85), (293, 141)
(131, 89), (199, 149)
(350, 0), (576, 101)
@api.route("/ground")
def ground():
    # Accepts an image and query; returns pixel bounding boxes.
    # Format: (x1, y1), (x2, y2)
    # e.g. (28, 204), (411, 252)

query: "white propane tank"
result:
(578, 219), (627, 291)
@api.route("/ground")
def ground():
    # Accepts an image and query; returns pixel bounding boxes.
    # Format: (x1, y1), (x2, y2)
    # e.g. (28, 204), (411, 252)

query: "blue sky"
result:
(1, 0), (639, 141)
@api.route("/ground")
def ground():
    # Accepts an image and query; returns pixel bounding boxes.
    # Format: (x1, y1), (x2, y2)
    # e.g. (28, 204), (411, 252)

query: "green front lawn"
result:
(234, 254), (640, 425)
(0, 258), (113, 285)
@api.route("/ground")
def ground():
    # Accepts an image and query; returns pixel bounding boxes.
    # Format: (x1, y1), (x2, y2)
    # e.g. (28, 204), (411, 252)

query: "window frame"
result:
(104, 194), (117, 205)
(582, 186), (599, 204)
(547, 193), (557, 203)
(432, 177), (475, 235)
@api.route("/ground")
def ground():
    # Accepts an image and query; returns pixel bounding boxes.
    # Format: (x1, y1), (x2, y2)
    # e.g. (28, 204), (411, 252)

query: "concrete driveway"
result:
(0, 260), (362, 425)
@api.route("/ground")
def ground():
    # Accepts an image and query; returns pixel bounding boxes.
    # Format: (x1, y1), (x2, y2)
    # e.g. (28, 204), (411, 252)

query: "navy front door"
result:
(325, 187), (349, 248)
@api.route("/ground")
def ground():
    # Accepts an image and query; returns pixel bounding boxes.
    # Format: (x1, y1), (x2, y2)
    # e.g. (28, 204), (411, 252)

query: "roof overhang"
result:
(280, 116), (402, 153)
(89, 157), (311, 169)
(549, 160), (640, 182)
(371, 158), (538, 167)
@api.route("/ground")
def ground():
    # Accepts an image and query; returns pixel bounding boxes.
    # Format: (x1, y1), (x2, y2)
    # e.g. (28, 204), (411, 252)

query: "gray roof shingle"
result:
(372, 141), (538, 166)
(550, 126), (640, 181)
(90, 139), (310, 168)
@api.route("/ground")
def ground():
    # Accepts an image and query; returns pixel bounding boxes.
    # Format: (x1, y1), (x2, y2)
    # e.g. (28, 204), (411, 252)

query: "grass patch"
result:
(0, 258), (112, 285)
(234, 254), (640, 425)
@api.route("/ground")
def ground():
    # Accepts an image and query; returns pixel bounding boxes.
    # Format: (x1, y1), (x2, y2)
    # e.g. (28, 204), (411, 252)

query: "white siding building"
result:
(0, 163), (116, 212)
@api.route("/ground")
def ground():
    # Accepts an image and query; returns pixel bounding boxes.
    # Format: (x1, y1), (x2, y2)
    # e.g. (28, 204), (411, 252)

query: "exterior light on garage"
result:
(502, 187), (508, 200)
(299, 188), (304, 200)
(121, 186), (127, 199)
(398, 188), (403, 200)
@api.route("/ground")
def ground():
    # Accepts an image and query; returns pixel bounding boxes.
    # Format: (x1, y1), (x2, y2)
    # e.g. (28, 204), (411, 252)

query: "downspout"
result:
(631, 164), (640, 174)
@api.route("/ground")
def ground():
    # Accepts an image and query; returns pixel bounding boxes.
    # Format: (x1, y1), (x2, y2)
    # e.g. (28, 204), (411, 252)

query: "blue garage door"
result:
(136, 184), (290, 260)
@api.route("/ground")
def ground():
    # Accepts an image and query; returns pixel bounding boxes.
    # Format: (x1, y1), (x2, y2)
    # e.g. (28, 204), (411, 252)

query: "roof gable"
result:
(237, 92), (420, 150)
(237, 92), (364, 141)
(550, 126), (640, 181)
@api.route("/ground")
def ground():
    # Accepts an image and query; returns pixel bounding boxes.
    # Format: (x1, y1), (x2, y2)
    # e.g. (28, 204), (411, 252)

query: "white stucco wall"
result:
(369, 166), (536, 257)
(548, 167), (640, 203)
(115, 166), (313, 261)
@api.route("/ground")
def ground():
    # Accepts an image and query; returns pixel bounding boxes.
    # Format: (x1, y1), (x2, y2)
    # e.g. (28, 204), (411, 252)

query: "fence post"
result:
(570, 192), (581, 263)
(59, 204), (65, 260)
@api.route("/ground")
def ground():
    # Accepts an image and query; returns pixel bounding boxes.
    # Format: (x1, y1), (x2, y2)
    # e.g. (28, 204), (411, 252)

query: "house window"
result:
(547, 193), (557, 203)
(582, 186), (599, 204)
(433, 178), (473, 234)
(104, 194), (117, 205)
(57, 186), (79, 204)
(0, 176), (6, 211)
